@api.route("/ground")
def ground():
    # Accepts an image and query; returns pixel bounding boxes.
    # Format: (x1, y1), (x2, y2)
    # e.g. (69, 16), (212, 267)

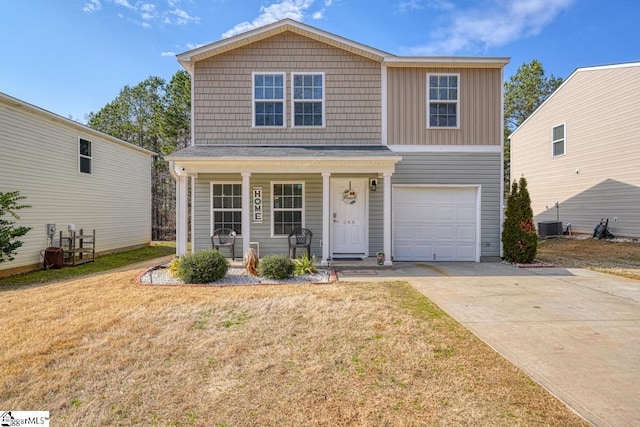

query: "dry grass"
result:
(537, 237), (640, 280)
(0, 260), (588, 426)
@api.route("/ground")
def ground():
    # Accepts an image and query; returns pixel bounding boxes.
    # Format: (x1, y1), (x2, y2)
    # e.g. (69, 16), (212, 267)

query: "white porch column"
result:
(383, 172), (393, 266)
(242, 172), (251, 258)
(176, 174), (188, 257)
(321, 172), (331, 266)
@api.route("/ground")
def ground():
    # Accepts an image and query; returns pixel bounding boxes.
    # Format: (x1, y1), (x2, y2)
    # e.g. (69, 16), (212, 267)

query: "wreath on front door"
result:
(342, 188), (358, 205)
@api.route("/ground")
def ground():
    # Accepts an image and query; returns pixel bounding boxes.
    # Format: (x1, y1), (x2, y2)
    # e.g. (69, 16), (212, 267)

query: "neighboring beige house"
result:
(167, 19), (509, 264)
(510, 62), (640, 238)
(0, 92), (155, 276)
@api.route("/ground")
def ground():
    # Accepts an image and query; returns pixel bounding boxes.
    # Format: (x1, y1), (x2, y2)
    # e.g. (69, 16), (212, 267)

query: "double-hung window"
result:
(272, 182), (304, 236)
(552, 123), (566, 156)
(79, 138), (92, 174)
(253, 72), (285, 127)
(292, 73), (324, 127)
(427, 74), (459, 128)
(211, 183), (242, 235)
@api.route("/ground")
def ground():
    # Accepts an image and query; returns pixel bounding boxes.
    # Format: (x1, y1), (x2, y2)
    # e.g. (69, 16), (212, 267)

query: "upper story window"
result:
(552, 123), (566, 156)
(211, 183), (242, 235)
(79, 138), (92, 174)
(253, 72), (285, 127)
(292, 73), (324, 127)
(427, 74), (459, 128)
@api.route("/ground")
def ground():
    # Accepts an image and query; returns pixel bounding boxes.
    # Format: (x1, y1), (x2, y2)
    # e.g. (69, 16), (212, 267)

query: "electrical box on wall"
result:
(46, 223), (56, 236)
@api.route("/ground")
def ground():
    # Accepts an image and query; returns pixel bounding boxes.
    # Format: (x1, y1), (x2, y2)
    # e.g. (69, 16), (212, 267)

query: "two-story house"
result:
(166, 19), (508, 265)
(511, 62), (640, 238)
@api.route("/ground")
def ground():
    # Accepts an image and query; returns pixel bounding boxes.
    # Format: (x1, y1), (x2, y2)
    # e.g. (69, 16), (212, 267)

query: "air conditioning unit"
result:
(538, 221), (563, 237)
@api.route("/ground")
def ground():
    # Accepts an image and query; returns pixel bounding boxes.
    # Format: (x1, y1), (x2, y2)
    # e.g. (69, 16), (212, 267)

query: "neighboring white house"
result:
(167, 19), (509, 264)
(510, 62), (640, 238)
(0, 92), (156, 276)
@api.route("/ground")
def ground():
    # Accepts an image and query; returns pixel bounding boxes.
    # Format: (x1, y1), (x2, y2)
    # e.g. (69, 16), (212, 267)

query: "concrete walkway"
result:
(338, 262), (640, 427)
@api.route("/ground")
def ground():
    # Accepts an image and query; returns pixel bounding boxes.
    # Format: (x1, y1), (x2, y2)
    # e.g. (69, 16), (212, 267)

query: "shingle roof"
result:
(166, 144), (400, 160)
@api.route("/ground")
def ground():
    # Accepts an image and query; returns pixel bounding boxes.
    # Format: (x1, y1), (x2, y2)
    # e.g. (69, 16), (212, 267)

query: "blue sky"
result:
(1, 0), (638, 122)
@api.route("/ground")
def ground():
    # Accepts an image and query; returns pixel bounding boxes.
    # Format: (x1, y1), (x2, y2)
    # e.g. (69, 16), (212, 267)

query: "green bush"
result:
(177, 249), (229, 283)
(502, 176), (538, 264)
(258, 255), (295, 280)
(294, 252), (317, 276)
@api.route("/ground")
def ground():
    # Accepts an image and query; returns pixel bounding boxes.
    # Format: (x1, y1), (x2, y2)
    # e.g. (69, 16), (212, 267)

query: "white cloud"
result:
(312, 10), (324, 19)
(82, 0), (199, 27)
(409, 0), (575, 55)
(82, 0), (102, 13)
(161, 51), (176, 57)
(222, 0), (317, 39)
(397, 0), (423, 12)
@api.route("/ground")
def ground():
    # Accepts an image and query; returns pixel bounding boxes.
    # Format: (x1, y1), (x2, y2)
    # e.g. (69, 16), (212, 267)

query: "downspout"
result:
(500, 66), (505, 259)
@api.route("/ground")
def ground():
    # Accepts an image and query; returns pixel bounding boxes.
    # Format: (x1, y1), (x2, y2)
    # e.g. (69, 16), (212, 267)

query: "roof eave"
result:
(384, 56), (510, 68)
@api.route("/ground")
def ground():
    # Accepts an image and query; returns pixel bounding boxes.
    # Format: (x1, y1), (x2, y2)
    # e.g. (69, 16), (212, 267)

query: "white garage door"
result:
(393, 187), (478, 261)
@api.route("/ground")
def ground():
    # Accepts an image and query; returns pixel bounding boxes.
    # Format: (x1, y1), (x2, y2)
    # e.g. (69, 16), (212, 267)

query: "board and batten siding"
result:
(391, 152), (502, 258)
(193, 32), (382, 145)
(511, 65), (640, 237)
(0, 98), (153, 274)
(387, 67), (502, 146)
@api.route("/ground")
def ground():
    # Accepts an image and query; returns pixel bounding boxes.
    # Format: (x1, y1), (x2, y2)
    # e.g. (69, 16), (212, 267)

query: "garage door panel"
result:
(393, 187), (478, 262)
(456, 225), (477, 240)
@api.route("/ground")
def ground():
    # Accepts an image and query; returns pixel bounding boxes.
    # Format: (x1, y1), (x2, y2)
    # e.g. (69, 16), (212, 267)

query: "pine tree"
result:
(502, 177), (537, 263)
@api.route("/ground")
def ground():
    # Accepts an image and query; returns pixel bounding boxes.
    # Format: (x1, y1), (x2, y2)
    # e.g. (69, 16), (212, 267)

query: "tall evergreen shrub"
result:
(502, 177), (538, 263)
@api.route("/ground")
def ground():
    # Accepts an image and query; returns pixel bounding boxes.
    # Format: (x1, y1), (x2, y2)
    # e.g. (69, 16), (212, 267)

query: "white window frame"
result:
(210, 182), (243, 237)
(426, 73), (460, 129)
(271, 181), (305, 237)
(78, 137), (92, 175)
(291, 72), (325, 128)
(252, 72), (286, 128)
(552, 123), (566, 157)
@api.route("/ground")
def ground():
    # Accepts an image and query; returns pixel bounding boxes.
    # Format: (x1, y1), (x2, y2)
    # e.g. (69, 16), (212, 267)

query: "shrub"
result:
(502, 176), (538, 263)
(294, 252), (317, 276)
(0, 191), (31, 263)
(177, 249), (229, 283)
(258, 255), (295, 280)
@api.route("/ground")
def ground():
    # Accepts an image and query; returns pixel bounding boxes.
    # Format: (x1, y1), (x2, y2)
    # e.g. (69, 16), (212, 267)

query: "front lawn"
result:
(0, 266), (588, 426)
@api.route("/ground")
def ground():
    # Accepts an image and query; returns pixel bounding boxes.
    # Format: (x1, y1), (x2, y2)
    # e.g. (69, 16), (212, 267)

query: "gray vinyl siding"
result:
(511, 64), (640, 237)
(193, 31), (382, 145)
(194, 174), (325, 257)
(387, 67), (502, 146)
(391, 152), (502, 258)
(0, 98), (153, 273)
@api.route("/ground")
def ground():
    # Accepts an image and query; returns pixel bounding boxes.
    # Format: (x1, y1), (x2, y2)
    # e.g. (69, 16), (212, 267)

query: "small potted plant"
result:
(376, 250), (385, 265)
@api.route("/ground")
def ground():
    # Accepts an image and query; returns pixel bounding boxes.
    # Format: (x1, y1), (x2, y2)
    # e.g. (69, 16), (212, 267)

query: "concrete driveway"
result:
(339, 262), (640, 427)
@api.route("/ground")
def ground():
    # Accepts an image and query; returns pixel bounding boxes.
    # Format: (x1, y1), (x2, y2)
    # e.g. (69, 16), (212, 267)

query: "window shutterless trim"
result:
(252, 72), (286, 128)
(426, 73), (460, 129)
(210, 182), (243, 237)
(291, 72), (325, 128)
(271, 181), (305, 237)
(551, 122), (566, 157)
(78, 137), (92, 175)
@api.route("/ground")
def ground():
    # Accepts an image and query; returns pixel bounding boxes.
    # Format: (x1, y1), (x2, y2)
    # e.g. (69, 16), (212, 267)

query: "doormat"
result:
(339, 269), (377, 275)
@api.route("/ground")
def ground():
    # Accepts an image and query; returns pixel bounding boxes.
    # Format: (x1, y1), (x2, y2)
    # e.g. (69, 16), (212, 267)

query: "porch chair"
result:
(211, 228), (237, 260)
(288, 228), (313, 258)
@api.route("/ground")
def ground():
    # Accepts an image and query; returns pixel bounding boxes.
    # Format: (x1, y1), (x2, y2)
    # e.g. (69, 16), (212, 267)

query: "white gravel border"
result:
(139, 265), (332, 286)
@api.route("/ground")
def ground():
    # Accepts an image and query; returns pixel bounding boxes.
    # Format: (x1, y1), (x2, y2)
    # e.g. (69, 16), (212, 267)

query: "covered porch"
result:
(167, 145), (401, 266)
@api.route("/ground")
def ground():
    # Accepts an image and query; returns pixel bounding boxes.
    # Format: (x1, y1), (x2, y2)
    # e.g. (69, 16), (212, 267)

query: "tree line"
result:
(87, 70), (191, 241)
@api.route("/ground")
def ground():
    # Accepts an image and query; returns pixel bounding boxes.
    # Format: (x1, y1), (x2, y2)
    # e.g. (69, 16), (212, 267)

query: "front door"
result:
(331, 178), (368, 258)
